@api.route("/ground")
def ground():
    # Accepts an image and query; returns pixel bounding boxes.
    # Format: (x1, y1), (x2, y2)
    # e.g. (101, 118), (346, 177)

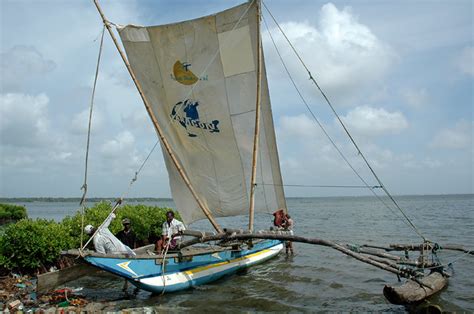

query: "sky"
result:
(0, 0), (472, 198)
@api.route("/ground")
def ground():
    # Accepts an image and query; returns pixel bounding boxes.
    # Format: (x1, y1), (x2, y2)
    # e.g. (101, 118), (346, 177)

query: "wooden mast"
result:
(92, 0), (223, 233)
(248, 0), (263, 232)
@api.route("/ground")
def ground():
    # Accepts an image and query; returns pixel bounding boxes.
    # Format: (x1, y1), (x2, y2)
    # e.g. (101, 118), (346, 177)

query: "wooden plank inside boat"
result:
(383, 272), (448, 305)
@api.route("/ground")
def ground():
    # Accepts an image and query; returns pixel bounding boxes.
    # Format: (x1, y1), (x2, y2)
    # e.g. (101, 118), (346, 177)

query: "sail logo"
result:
(171, 61), (208, 85)
(170, 99), (220, 137)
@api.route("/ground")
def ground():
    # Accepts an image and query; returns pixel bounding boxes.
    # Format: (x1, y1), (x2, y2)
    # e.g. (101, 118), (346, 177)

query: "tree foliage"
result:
(0, 219), (74, 273)
(0, 203), (27, 220)
(0, 203), (180, 274)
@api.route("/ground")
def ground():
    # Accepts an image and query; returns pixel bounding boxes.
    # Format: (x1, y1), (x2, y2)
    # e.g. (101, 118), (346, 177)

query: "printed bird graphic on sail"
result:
(173, 61), (199, 85)
(171, 99), (220, 137)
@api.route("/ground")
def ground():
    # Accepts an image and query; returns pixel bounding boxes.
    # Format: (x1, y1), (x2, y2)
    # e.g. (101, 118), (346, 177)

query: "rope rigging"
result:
(80, 137), (160, 251)
(261, 16), (411, 230)
(261, 1), (427, 241)
(79, 25), (105, 250)
(80, 25), (106, 206)
(78, 23), (161, 251)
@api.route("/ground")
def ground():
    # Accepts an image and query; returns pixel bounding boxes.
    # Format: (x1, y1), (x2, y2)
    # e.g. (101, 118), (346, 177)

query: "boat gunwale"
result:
(63, 238), (273, 260)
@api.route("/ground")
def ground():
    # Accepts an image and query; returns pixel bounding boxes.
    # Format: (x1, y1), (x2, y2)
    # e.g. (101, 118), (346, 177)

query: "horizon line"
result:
(0, 193), (472, 201)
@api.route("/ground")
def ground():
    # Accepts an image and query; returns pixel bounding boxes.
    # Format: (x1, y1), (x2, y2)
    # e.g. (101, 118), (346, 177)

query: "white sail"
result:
(118, 1), (286, 224)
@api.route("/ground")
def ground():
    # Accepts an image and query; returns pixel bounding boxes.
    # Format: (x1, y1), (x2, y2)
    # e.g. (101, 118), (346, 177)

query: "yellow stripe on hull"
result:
(184, 248), (273, 275)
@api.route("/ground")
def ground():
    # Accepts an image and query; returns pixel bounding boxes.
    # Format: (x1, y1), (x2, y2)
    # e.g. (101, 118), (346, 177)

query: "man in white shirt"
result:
(155, 210), (185, 253)
(84, 213), (135, 256)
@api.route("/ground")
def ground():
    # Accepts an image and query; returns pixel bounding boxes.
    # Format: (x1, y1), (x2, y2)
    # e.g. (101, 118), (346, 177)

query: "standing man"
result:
(116, 218), (137, 249)
(282, 214), (294, 255)
(155, 210), (186, 253)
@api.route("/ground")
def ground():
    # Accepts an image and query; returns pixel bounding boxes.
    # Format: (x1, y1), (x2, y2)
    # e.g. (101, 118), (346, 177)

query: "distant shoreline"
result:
(0, 194), (472, 203)
(0, 197), (173, 203)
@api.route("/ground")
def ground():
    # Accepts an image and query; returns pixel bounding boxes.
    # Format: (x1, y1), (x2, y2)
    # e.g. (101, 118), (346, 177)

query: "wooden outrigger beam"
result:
(92, 0), (222, 233)
(180, 231), (426, 278)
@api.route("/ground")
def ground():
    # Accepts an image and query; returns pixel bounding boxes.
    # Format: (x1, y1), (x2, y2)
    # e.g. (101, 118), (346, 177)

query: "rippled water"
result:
(12, 194), (474, 312)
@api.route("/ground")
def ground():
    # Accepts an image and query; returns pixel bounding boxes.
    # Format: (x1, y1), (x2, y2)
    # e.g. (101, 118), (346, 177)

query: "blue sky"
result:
(0, 0), (472, 198)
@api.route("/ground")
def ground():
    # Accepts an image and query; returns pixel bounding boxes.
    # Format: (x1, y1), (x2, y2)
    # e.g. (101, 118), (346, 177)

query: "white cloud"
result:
(0, 93), (76, 181)
(429, 120), (473, 149)
(0, 46), (56, 92)
(360, 143), (395, 169)
(401, 88), (429, 109)
(264, 3), (396, 105)
(121, 110), (154, 134)
(100, 131), (136, 158)
(0, 93), (51, 147)
(279, 114), (320, 139)
(369, 85), (389, 103)
(97, 131), (156, 178)
(50, 152), (73, 161)
(422, 158), (442, 169)
(454, 46), (474, 76)
(341, 106), (408, 136)
(70, 108), (104, 135)
(1, 154), (35, 168)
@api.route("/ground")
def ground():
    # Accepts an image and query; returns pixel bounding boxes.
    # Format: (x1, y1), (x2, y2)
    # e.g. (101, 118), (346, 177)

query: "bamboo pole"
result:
(363, 254), (400, 269)
(441, 244), (474, 255)
(352, 246), (435, 267)
(178, 232), (422, 278)
(357, 247), (403, 261)
(248, 0), (263, 232)
(92, 0), (222, 233)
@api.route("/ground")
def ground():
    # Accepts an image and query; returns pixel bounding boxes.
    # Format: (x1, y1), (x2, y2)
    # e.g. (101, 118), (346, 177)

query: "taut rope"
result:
(79, 25), (105, 253)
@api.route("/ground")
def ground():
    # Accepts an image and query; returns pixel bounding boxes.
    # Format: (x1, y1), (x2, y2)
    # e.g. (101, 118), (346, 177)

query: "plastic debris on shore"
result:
(0, 273), (88, 312)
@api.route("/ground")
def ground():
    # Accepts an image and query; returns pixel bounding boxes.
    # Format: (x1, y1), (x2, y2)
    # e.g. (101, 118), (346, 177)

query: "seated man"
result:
(155, 210), (185, 253)
(84, 213), (135, 255)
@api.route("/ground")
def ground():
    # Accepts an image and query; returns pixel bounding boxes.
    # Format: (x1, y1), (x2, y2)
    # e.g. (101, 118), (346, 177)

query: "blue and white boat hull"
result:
(84, 239), (283, 293)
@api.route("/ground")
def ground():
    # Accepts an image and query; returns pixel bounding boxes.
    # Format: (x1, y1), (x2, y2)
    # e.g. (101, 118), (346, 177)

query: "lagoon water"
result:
(7, 194), (474, 312)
